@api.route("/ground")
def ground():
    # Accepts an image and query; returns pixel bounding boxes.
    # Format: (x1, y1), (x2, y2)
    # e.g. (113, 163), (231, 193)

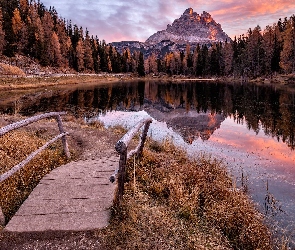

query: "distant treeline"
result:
(0, 0), (294, 78)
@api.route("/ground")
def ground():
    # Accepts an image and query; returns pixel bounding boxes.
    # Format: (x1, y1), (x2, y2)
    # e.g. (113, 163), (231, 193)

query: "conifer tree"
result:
(192, 46), (199, 75)
(280, 16), (295, 73)
(137, 51), (145, 76)
(49, 31), (62, 66)
(92, 37), (100, 72)
(83, 29), (94, 70)
(246, 26), (265, 77)
(222, 41), (233, 76)
(0, 7), (5, 54)
(76, 37), (85, 71)
(56, 18), (71, 67)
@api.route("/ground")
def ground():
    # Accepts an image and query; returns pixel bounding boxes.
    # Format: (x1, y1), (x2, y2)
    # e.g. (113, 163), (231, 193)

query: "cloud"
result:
(41, 0), (295, 42)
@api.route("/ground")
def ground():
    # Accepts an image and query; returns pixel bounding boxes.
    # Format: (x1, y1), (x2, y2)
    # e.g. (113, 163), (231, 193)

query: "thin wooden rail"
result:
(0, 112), (70, 183)
(0, 112), (70, 225)
(110, 118), (152, 204)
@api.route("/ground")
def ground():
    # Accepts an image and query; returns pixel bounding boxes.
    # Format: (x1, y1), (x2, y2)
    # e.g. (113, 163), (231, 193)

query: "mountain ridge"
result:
(145, 8), (231, 45)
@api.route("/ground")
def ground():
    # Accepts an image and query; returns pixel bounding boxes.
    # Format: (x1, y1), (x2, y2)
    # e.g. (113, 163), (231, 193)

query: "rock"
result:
(146, 8), (231, 45)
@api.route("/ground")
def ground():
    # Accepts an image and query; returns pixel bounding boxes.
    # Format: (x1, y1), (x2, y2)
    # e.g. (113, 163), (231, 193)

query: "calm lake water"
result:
(0, 80), (295, 246)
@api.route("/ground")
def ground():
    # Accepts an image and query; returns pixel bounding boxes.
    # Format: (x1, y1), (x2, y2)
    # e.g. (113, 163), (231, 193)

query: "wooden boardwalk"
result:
(5, 153), (118, 232)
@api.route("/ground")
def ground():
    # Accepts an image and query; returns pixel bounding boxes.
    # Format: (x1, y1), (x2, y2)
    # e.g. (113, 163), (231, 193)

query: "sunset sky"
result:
(41, 0), (295, 42)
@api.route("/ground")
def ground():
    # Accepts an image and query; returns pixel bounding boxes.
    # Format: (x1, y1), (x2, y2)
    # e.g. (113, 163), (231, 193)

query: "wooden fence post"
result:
(138, 120), (152, 155)
(0, 207), (5, 226)
(115, 141), (127, 204)
(111, 118), (153, 204)
(56, 115), (70, 159)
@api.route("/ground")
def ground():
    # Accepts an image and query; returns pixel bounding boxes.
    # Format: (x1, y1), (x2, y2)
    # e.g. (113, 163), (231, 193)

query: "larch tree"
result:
(76, 37), (85, 71)
(11, 8), (24, 53)
(49, 31), (62, 66)
(145, 52), (158, 74)
(107, 55), (112, 72)
(83, 30), (94, 71)
(56, 18), (71, 67)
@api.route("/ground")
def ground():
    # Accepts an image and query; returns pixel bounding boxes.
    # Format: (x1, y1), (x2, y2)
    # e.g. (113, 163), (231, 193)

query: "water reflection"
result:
(1, 80), (294, 150)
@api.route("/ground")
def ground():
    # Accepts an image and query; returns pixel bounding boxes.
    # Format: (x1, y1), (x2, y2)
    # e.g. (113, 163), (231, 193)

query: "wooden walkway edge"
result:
(5, 154), (118, 232)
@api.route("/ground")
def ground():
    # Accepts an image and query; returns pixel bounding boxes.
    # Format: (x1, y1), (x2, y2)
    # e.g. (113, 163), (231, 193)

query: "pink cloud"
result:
(41, 0), (295, 42)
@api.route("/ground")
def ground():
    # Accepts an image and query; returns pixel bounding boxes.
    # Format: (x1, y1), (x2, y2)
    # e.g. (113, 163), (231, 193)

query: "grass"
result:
(0, 129), (68, 223)
(102, 139), (274, 249)
(0, 63), (25, 77)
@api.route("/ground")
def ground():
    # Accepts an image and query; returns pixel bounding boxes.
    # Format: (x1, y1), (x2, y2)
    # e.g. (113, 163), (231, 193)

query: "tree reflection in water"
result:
(1, 80), (294, 150)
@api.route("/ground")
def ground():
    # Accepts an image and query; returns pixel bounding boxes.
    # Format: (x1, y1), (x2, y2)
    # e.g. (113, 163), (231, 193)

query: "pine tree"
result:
(271, 25), (282, 73)
(192, 46), (199, 75)
(0, 7), (5, 54)
(19, 0), (29, 20)
(137, 51), (145, 76)
(92, 37), (100, 73)
(83, 29), (94, 71)
(222, 41), (233, 76)
(0, 0), (18, 55)
(245, 26), (265, 77)
(210, 44), (219, 75)
(40, 11), (54, 65)
(280, 16), (295, 73)
(76, 38), (85, 71)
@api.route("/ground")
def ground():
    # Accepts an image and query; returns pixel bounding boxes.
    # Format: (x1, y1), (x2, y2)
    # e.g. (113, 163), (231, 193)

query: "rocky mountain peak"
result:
(146, 8), (230, 45)
(183, 8), (194, 15)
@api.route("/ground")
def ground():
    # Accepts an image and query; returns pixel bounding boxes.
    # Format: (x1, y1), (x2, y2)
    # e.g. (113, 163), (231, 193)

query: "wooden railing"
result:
(110, 118), (152, 204)
(0, 112), (70, 225)
(0, 112), (70, 183)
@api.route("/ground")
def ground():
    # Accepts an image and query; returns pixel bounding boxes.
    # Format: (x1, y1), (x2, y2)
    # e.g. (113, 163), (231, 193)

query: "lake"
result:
(0, 80), (294, 246)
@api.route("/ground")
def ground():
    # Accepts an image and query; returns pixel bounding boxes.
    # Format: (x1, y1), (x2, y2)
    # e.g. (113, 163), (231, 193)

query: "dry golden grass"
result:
(102, 139), (273, 249)
(0, 129), (68, 222)
(0, 63), (25, 77)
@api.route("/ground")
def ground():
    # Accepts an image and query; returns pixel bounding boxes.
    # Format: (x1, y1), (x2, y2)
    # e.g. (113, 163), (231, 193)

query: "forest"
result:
(0, 0), (295, 78)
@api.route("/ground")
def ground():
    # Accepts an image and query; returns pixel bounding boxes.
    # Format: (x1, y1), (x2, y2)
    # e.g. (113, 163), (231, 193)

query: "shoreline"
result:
(0, 73), (294, 93)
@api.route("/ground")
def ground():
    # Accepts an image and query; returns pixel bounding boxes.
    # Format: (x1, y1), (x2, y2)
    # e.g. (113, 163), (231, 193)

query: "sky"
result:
(41, 0), (295, 43)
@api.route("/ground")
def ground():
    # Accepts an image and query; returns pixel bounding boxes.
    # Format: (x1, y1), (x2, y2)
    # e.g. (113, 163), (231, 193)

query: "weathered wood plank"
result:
(0, 112), (66, 136)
